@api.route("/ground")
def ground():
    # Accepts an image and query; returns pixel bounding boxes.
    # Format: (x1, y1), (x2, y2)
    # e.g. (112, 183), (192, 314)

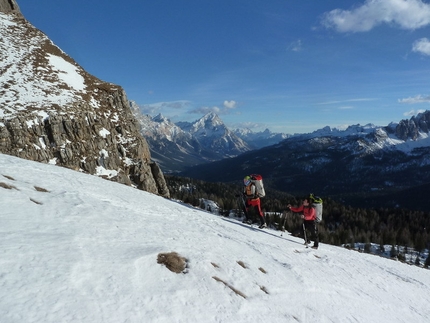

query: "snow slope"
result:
(0, 153), (429, 323)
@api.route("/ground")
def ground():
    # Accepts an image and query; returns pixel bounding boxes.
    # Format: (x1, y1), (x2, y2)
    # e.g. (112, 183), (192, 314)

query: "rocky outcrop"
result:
(0, 87), (169, 197)
(0, 4), (169, 197)
(395, 111), (430, 141)
(0, 0), (20, 14)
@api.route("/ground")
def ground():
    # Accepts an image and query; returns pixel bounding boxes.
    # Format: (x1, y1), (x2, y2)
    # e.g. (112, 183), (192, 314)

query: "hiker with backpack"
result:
(287, 197), (319, 249)
(242, 174), (267, 229)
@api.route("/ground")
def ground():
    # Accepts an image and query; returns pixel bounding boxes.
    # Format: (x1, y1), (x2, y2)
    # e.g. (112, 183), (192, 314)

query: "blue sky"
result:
(17, 0), (430, 134)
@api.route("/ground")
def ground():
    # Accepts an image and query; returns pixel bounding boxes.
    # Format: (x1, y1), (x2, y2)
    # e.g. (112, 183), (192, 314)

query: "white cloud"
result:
(139, 101), (191, 115)
(190, 100), (238, 115)
(234, 121), (265, 130)
(321, 0), (430, 32)
(189, 106), (221, 115)
(223, 100), (237, 109)
(412, 37), (430, 55)
(403, 109), (426, 116)
(398, 94), (430, 104)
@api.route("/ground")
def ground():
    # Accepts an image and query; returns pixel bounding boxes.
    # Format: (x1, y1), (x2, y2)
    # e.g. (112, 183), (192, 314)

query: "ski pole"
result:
(280, 211), (288, 236)
(238, 192), (252, 225)
(303, 222), (309, 248)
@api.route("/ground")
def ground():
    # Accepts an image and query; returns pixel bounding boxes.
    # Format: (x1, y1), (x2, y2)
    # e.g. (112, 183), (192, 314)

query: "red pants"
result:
(246, 198), (263, 216)
(244, 198), (265, 225)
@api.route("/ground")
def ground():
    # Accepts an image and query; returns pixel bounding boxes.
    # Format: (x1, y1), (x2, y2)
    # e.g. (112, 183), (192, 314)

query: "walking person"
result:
(242, 175), (267, 229)
(288, 198), (319, 249)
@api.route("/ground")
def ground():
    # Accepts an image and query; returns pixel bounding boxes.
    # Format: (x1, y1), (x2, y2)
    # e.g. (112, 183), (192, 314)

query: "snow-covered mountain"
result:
(176, 112), (250, 154)
(233, 127), (290, 149)
(180, 111), (430, 210)
(132, 107), (255, 172)
(292, 111), (430, 154)
(131, 105), (289, 173)
(1, 153), (429, 323)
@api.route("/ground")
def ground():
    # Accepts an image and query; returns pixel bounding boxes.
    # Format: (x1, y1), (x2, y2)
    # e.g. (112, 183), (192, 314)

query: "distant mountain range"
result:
(131, 102), (288, 172)
(178, 111), (430, 211)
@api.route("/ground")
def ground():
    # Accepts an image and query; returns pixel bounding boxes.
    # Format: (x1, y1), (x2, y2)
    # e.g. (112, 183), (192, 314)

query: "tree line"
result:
(165, 175), (430, 267)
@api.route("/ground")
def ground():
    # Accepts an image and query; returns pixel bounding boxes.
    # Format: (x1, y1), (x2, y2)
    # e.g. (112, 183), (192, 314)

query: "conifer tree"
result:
(390, 244), (397, 258)
(415, 255), (421, 267)
(425, 254), (430, 269)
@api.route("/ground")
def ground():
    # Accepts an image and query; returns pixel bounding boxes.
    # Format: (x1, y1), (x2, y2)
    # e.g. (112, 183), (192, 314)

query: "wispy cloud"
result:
(189, 100), (239, 116)
(412, 37), (430, 55)
(232, 121), (266, 130)
(403, 109), (426, 116)
(398, 94), (430, 104)
(318, 98), (377, 105)
(139, 101), (191, 115)
(189, 106), (221, 115)
(321, 0), (430, 32)
(287, 40), (303, 52)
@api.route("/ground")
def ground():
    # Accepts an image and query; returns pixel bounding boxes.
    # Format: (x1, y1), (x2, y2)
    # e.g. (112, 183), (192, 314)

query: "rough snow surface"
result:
(46, 54), (85, 91)
(0, 153), (429, 323)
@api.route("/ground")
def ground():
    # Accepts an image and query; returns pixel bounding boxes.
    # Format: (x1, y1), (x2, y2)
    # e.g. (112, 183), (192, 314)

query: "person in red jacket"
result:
(288, 198), (319, 249)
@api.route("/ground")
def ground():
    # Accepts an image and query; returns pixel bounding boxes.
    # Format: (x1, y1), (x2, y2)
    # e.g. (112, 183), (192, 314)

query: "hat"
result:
(243, 175), (251, 186)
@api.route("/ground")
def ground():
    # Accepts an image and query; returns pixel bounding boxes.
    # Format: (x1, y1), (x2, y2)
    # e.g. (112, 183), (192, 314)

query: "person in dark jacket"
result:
(242, 175), (267, 228)
(288, 198), (319, 249)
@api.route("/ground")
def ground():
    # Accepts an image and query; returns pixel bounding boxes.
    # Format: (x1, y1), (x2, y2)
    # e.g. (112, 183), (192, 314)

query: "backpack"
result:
(250, 174), (265, 198)
(309, 193), (323, 223)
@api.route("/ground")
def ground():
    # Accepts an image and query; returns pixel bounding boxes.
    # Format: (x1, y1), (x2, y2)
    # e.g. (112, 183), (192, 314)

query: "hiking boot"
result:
(311, 245), (318, 250)
(259, 223), (267, 229)
(304, 241), (311, 245)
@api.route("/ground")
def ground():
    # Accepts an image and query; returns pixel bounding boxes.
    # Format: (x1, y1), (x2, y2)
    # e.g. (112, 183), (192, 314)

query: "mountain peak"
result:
(153, 113), (168, 123)
(201, 112), (222, 123)
(204, 111), (217, 117)
(189, 112), (224, 131)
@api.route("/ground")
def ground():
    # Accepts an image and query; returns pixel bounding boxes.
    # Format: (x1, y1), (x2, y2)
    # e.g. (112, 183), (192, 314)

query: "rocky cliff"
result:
(394, 111), (430, 141)
(0, 4), (169, 197)
(0, 0), (20, 14)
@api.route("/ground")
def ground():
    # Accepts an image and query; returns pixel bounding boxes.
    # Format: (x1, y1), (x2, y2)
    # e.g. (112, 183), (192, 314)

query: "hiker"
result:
(242, 175), (267, 228)
(288, 198), (319, 249)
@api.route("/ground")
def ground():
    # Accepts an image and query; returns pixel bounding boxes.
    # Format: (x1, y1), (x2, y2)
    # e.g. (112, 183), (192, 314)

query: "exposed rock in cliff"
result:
(0, 0), (20, 14)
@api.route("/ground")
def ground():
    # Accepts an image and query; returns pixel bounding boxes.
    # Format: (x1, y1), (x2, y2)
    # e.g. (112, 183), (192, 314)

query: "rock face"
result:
(0, 5), (169, 197)
(0, 0), (20, 13)
(395, 111), (430, 141)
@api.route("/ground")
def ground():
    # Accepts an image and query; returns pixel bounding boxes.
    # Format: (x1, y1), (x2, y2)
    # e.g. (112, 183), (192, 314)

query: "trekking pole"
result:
(303, 222), (309, 248)
(236, 192), (243, 218)
(280, 210), (287, 236)
(238, 192), (251, 226)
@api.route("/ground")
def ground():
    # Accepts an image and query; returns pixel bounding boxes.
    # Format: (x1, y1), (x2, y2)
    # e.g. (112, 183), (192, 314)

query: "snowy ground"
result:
(1, 153), (429, 323)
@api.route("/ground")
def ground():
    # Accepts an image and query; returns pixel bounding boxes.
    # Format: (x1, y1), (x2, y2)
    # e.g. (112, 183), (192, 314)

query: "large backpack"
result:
(309, 193), (323, 222)
(250, 174), (265, 198)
